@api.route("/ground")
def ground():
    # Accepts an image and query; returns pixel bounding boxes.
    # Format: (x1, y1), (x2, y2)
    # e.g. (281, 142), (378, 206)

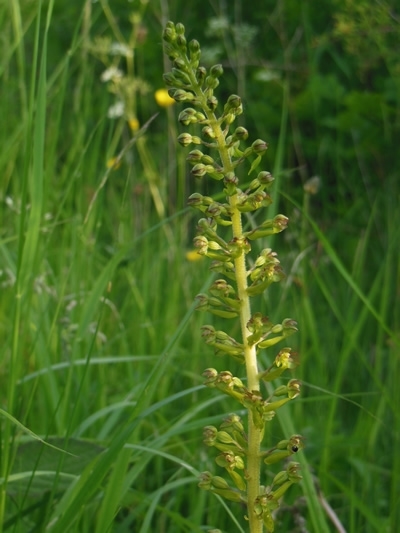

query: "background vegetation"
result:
(0, 0), (398, 531)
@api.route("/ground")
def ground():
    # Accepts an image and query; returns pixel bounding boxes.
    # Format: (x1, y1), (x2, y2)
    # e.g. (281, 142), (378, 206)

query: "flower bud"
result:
(201, 324), (217, 344)
(304, 175), (321, 195)
(257, 171), (274, 185)
(188, 39), (200, 54)
(233, 126), (248, 140)
(224, 172), (239, 196)
(173, 57), (187, 71)
(202, 367), (218, 385)
(179, 108), (206, 125)
(215, 451), (238, 469)
(220, 414), (245, 434)
(203, 425), (218, 445)
(228, 237), (251, 258)
(175, 22), (185, 35)
(224, 94), (242, 112)
(172, 67), (191, 85)
(176, 34), (187, 50)
(193, 235), (208, 254)
(163, 43), (179, 60)
(202, 126), (216, 139)
(196, 66), (207, 84)
(210, 279), (235, 297)
(207, 95), (218, 110)
(194, 293), (209, 311)
(205, 76), (219, 89)
(168, 88), (184, 101)
(201, 154), (215, 165)
(210, 64), (224, 78)
(198, 471), (213, 489)
(162, 22), (176, 43)
(252, 138), (269, 154)
(217, 370), (234, 385)
(186, 150), (203, 163)
(224, 113), (236, 125)
(177, 132), (193, 146)
(188, 39), (201, 66)
(162, 72), (177, 87)
(191, 164), (207, 177)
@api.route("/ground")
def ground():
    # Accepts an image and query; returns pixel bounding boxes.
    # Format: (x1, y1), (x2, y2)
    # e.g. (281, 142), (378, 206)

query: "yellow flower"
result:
(128, 117), (140, 132)
(154, 88), (175, 108)
(106, 157), (121, 169)
(186, 250), (204, 262)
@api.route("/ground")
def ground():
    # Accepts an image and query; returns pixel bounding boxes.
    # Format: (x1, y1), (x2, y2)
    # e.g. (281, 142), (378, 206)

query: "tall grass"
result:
(0, 0), (398, 532)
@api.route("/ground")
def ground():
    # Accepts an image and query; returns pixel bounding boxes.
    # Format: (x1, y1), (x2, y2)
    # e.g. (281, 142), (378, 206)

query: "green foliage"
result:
(0, 0), (398, 532)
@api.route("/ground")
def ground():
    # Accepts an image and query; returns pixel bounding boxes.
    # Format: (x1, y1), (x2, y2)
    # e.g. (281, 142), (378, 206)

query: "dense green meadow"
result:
(0, 0), (399, 531)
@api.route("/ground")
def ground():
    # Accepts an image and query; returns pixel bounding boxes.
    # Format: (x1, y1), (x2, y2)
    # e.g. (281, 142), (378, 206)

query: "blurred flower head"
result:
(155, 88), (175, 107)
(106, 157), (121, 170)
(128, 117), (140, 132)
(107, 101), (124, 119)
(186, 249), (204, 262)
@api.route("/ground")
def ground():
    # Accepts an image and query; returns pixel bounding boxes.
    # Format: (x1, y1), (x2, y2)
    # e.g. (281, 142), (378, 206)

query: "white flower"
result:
(100, 66), (123, 82)
(107, 101), (125, 119)
(109, 42), (132, 58)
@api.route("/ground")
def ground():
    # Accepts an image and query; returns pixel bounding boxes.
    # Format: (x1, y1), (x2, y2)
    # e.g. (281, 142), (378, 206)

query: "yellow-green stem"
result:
(210, 115), (263, 533)
(188, 64), (264, 531)
(230, 203), (263, 533)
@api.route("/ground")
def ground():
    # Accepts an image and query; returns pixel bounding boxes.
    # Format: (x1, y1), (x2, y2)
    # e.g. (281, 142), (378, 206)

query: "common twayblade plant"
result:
(162, 21), (303, 533)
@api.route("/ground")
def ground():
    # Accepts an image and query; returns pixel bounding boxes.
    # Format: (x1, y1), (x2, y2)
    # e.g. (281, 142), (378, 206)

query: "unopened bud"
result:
(188, 39), (200, 53)
(186, 150), (204, 163)
(224, 113), (235, 125)
(225, 94), (241, 111)
(177, 133), (193, 146)
(224, 173), (239, 196)
(176, 34), (186, 49)
(162, 23), (176, 43)
(203, 425), (218, 445)
(196, 66), (207, 84)
(207, 95), (218, 110)
(210, 64), (224, 78)
(202, 367), (218, 384)
(191, 164), (207, 177)
(205, 76), (219, 89)
(198, 471), (213, 489)
(202, 126), (216, 139)
(175, 22), (185, 35)
(257, 171), (274, 185)
(233, 126), (248, 140)
(252, 139), (268, 154)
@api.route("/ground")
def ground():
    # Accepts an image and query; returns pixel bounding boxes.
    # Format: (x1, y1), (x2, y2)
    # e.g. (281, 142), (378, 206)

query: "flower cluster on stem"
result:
(162, 21), (303, 533)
